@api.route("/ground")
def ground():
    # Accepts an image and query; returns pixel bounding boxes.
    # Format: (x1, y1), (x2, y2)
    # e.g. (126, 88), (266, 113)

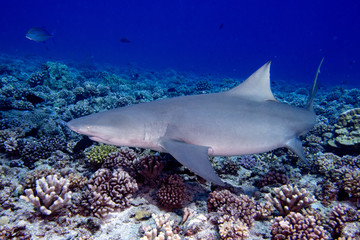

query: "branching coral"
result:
(255, 201), (275, 220)
(102, 147), (137, 174)
(140, 213), (181, 240)
(20, 175), (72, 215)
(0, 224), (31, 240)
(328, 204), (360, 238)
(88, 168), (138, 210)
(265, 184), (316, 216)
(217, 215), (249, 240)
(156, 174), (186, 209)
(136, 155), (164, 185)
(328, 108), (360, 149)
(343, 169), (360, 198)
(257, 171), (289, 188)
(270, 212), (328, 239)
(314, 152), (341, 175)
(75, 168), (138, 218)
(208, 189), (256, 228)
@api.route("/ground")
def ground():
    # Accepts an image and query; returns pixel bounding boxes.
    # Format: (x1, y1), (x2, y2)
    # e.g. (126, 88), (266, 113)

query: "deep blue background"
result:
(1, 0), (359, 86)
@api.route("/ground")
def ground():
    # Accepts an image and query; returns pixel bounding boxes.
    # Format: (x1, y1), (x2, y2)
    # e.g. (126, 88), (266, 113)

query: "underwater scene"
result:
(1, 0), (360, 240)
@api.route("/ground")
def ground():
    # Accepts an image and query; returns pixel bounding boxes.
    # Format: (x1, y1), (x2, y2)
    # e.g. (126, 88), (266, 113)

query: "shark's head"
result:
(67, 114), (109, 142)
(67, 110), (142, 146)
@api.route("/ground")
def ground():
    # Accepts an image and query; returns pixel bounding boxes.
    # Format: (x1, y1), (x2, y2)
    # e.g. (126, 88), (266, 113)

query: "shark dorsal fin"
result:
(226, 61), (277, 101)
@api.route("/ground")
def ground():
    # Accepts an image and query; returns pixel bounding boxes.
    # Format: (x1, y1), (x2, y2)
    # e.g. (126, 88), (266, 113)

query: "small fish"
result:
(219, 23), (224, 30)
(120, 37), (131, 43)
(26, 27), (53, 42)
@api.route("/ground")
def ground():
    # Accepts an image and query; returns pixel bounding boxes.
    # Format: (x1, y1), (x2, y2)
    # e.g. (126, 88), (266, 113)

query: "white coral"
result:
(20, 175), (72, 215)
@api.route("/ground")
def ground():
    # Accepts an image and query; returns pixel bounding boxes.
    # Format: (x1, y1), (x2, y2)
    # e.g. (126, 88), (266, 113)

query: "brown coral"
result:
(343, 169), (360, 198)
(314, 152), (341, 175)
(315, 178), (339, 206)
(328, 204), (360, 237)
(218, 216), (249, 240)
(156, 174), (186, 209)
(102, 147), (138, 175)
(270, 212), (328, 240)
(257, 171), (289, 188)
(265, 184), (316, 216)
(208, 189), (256, 228)
(74, 168), (138, 218)
(88, 168), (138, 210)
(328, 108), (360, 149)
(136, 155), (164, 185)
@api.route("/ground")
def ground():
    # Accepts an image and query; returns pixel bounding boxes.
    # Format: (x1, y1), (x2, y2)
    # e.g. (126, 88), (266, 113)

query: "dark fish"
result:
(219, 23), (224, 30)
(26, 27), (53, 42)
(120, 38), (131, 43)
(73, 136), (93, 153)
(25, 93), (44, 105)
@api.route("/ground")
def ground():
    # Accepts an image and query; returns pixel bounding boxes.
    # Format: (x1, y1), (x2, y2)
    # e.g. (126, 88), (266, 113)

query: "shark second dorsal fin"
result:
(226, 61), (277, 101)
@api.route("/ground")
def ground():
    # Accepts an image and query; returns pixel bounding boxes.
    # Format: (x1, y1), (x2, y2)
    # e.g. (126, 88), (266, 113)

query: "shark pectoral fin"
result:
(160, 138), (225, 186)
(286, 138), (307, 163)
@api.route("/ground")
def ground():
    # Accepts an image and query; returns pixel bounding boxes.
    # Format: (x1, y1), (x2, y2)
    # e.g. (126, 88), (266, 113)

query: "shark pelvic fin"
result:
(160, 138), (225, 186)
(226, 61), (277, 101)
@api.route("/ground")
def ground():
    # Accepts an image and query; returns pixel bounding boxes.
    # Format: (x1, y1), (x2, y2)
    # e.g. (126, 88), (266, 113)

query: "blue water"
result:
(1, 0), (359, 86)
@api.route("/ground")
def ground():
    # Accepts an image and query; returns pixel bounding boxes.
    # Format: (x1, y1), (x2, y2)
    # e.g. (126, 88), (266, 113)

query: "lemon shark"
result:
(67, 61), (323, 186)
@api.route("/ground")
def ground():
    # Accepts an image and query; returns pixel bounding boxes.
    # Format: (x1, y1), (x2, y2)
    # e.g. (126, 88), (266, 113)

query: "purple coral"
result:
(265, 184), (316, 216)
(207, 189), (256, 228)
(88, 168), (138, 210)
(136, 155), (164, 185)
(102, 147), (138, 176)
(156, 174), (186, 209)
(271, 212), (328, 239)
(257, 171), (289, 188)
(238, 155), (257, 169)
(75, 168), (138, 218)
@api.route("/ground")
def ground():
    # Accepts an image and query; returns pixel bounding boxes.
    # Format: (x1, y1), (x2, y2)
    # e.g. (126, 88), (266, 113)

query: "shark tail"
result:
(305, 58), (324, 110)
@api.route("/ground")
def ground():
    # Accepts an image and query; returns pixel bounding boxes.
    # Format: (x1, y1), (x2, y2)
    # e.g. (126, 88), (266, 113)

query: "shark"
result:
(67, 60), (323, 186)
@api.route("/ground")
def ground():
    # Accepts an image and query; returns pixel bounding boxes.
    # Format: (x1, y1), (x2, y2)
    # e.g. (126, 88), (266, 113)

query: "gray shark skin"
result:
(67, 61), (322, 186)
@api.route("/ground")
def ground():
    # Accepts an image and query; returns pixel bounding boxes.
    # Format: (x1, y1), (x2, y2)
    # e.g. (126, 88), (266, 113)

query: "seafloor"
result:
(0, 53), (359, 240)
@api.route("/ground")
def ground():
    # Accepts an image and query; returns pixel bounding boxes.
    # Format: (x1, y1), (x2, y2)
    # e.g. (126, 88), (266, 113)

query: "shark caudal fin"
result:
(305, 58), (324, 110)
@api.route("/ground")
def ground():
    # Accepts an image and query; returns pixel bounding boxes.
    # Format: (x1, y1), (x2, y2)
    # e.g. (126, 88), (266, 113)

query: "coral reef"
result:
(314, 152), (341, 175)
(86, 145), (118, 165)
(102, 147), (138, 175)
(136, 155), (164, 185)
(156, 174), (186, 209)
(76, 168), (138, 218)
(208, 189), (256, 228)
(328, 204), (360, 238)
(218, 215), (249, 240)
(42, 61), (74, 90)
(238, 155), (257, 169)
(328, 108), (360, 150)
(265, 184), (316, 216)
(270, 212), (328, 239)
(0, 222), (31, 240)
(20, 175), (72, 215)
(2, 55), (360, 239)
(343, 169), (360, 198)
(257, 171), (289, 188)
(28, 71), (47, 87)
(140, 213), (181, 240)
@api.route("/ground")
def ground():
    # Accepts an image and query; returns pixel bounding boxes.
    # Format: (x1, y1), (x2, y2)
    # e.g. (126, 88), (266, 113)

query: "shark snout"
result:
(67, 119), (85, 134)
